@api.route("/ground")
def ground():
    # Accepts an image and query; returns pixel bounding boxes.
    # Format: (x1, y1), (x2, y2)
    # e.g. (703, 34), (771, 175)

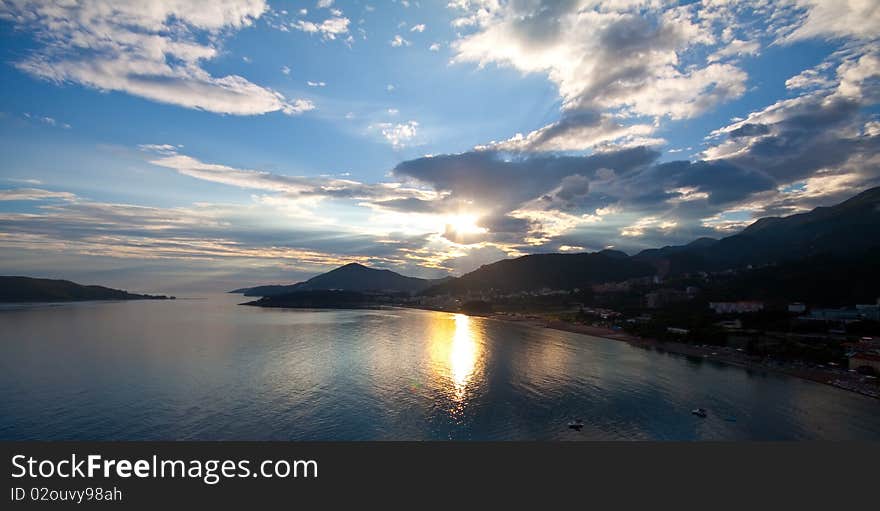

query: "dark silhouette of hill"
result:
(244, 186), (880, 303)
(702, 255), (880, 307)
(422, 251), (655, 295)
(0, 276), (171, 302)
(634, 186), (880, 275)
(243, 290), (380, 309)
(232, 263), (449, 296)
(230, 284), (299, 297)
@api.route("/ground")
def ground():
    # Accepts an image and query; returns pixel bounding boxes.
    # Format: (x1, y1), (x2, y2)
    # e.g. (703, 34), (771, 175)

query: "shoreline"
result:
(242, 301), (879, 400)
(484, 313), (879, 400)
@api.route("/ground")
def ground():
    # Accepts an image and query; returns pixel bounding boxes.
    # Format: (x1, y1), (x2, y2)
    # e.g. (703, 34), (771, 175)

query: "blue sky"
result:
(0, 1), (878, 293)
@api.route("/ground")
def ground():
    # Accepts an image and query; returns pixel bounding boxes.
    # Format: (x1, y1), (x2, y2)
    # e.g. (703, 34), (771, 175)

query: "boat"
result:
(567, 419), (585, 431)
(691, 408), (707, 418)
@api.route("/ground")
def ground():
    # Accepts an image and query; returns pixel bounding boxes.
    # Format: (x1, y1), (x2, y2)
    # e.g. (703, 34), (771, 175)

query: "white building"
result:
(709, 301), (764, 314)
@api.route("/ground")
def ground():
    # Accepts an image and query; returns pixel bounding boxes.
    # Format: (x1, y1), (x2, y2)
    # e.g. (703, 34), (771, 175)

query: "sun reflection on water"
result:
(450, 314), (478, 395)
(429, 313), (483, 409)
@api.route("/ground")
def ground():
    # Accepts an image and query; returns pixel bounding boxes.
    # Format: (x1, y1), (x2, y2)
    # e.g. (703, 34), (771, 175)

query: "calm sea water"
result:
(1, 293), (878, 440)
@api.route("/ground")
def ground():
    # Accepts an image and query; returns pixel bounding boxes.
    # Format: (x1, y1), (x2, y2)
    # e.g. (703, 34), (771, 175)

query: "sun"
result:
(444, 214), (487, 236)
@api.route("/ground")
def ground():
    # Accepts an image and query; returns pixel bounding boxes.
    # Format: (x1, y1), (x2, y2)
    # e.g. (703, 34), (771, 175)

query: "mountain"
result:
(244, 290), (384, 309)
(233, 263), (447, 296)
(422, 251), (655, 295)
(242, 187), (880, 300)
(230, 284), (299, 297)
(0, 276), (172, 302)
(635, 186), (880, 275)
(426, 186), (880, 296)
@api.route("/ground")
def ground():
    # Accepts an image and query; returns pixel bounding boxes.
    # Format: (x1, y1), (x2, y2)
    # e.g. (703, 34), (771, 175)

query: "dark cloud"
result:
(728, 123), (770, 138)
(634, 159), (776, 206)
(369, 197), (440, 214)
(393, 146), (658, 210)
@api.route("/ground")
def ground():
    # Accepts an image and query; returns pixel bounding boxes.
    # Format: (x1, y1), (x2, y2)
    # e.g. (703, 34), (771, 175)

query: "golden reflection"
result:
(428, 313), (483, 405)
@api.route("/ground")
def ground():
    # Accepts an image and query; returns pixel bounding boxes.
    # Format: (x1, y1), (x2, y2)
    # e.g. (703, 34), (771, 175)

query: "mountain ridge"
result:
(232, 262), (448, 296)
(0, 276), (172, 302)
(238, 186), (880, 298)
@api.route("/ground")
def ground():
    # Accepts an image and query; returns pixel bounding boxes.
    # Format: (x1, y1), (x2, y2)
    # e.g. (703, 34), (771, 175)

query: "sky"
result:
(0, 0), (878, 293)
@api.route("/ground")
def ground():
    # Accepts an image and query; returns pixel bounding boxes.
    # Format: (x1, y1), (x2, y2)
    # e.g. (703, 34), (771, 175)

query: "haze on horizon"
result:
(0, 0), (878, 293)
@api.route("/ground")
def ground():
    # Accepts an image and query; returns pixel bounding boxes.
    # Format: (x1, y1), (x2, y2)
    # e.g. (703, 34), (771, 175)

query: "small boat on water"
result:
(691, 408), (707, 418)
(568, 419), (585, 431)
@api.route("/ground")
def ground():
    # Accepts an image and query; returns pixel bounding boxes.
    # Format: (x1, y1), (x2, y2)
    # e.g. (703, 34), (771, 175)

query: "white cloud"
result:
(410, 24), (426, 33)
(292, 16), (350, 40)
(23, 113), (71, 129)
(390, 35), (411, 47)
(708, 39), (760, 62)
(316, 0), (334, 8)
(620, 216), (678, 237)
(448, 2), (749, 150)
(779, 0), (880, 43)
(0, 188), (77, 201)
(480, 111), (663, 152)
(785, 62), (834, 90)
(374, 121), (419, 148)
(307, 81), (326, 87)
(429, 43), (441, 51)
(142, 146), (432, 203)
(137, 144), (179, 155)
(2, 1), (312, 116)
(281, 66), (292, 75)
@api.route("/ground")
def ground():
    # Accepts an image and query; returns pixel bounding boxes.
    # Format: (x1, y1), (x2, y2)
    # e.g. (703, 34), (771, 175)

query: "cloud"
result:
(410, 24), (426, 33)
(140, 146), (433, 204)
(778, 0), (880, 43)
(708, 39), (761, 62)
(2, 1), (313, 116)
(390, 35), (411, 47)
(292, 16), (351, 40)
(23, 112), (71, 129)
(480, 109), (663, 152)
(307, 81), (326, 87)
(451, 3), (743, 114)
(388, 138), (835, 251)
(442, 1), (875, 155)
(373, 121), (419, 148)
(402, 1), (880, 250)
(0, 188), (77, 201)
(704, 51), (880, 190)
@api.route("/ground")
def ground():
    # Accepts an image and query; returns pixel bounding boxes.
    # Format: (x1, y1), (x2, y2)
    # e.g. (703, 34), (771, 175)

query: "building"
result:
(788, 302), (807, 313)
(716, 319), (743, 330)
(645, 289), (687, 309)
(855, 303), (880, 321)
(709, 301), (764, 314)
(849, 353), (880, 374)
(808, 308), (864, 322)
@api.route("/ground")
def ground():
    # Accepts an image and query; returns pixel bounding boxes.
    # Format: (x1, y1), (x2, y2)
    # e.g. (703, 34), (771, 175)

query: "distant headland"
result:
(0, 276), (174, 302)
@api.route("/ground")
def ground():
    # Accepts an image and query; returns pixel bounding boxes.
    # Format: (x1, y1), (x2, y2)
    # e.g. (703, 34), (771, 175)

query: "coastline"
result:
(482, 313), (880, 401)
(241, 301), (880, 400)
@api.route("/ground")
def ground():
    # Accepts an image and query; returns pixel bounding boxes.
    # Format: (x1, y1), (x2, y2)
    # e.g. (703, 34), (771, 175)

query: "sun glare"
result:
(444, 214), (487, 236)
